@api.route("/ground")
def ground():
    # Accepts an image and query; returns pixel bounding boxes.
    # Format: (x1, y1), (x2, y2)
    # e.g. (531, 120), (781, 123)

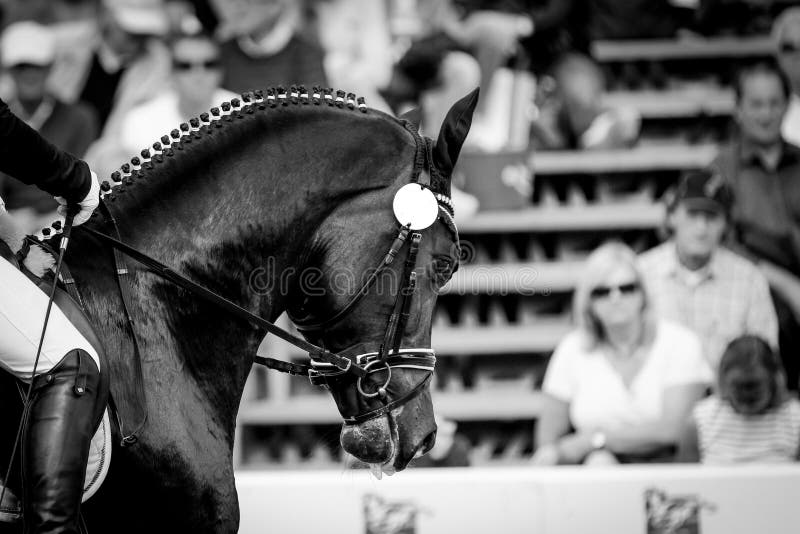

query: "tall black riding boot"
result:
(22, 349), (107, 534)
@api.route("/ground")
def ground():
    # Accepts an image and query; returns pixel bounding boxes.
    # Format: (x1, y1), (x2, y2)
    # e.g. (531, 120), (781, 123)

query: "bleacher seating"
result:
(596, 35), (774, 95)
(603, 88), (734, 120)
(592, 36), (773, 62)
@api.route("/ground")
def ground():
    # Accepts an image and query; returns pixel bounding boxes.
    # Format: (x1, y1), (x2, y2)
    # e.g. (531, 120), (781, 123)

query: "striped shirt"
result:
(693, 396), (800, 464)
(639, 241), (778, 371)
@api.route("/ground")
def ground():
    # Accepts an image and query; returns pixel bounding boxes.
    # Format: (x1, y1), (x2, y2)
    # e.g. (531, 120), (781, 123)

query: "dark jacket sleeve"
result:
(0, 97), (91, 203)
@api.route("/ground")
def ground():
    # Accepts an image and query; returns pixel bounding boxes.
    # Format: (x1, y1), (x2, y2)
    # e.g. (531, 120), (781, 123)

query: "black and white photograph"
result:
(1, 0), (800, 532)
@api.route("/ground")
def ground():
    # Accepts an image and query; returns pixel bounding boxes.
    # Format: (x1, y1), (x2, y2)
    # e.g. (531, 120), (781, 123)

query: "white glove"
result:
(55, 170), (100, 226)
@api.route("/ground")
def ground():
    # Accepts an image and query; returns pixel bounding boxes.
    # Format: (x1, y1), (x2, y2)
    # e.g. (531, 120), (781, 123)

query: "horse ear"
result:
(432, 88), (479, 176)
(398, 107), (422, 130)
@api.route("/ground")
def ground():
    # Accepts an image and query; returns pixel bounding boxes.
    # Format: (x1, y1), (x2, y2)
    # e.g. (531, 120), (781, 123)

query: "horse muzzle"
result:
(339, 381), (436, 471)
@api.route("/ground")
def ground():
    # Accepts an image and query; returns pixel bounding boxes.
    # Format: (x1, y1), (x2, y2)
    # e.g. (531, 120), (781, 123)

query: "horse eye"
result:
(434, 257), (453, 272)
(431, 257), (454, 285)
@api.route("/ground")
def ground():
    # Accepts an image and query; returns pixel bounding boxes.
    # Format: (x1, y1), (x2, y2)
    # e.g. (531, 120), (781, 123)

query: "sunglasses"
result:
(779, 42), (800, 54)
(590, 282), (640, 299)
(173, 59), (221, 71)
(9, 62), (49, 71)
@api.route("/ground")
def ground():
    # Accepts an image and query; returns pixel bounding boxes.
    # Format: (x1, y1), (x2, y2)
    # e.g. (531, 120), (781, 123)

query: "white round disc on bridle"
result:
(392, 184), (438, 230)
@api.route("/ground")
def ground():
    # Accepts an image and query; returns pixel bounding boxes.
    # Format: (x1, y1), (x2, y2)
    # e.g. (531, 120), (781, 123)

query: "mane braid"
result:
(35, 86), (370, 234)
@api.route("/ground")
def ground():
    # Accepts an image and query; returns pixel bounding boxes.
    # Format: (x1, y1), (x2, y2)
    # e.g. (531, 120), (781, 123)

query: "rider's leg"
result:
(22, 350), (105, 534)
(0, 257), (106, 534)
(0, 257), (100, 377)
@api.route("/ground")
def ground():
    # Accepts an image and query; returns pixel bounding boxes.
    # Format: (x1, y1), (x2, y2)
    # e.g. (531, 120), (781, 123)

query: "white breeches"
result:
(0, 256), (99, 380)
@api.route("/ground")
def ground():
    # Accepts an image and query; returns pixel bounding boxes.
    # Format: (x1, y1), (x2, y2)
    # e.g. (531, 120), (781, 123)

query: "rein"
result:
(69, 120), (455, 427)
(81, 224), (368, 378)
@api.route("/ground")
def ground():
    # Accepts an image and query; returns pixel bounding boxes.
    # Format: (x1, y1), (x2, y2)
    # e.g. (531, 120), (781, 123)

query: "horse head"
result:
(33, 86), (481, 533)
(287, 90), (478, 473)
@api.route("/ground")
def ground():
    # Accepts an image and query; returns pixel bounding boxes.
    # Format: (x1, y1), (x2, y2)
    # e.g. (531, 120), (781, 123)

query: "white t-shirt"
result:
(543, 320), (713, 432)
(782, 92), (800, 147)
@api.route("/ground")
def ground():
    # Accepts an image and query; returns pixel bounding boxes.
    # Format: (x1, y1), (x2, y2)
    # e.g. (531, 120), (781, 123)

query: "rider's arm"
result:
(0, 97), (91, 203)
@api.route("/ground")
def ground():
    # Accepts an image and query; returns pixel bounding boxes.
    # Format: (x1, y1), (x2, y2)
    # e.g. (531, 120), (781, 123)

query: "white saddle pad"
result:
(83, 408), (112, 502)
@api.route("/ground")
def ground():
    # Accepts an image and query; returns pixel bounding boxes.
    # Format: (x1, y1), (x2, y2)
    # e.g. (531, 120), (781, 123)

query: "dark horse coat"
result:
(1, 87), (478, 533)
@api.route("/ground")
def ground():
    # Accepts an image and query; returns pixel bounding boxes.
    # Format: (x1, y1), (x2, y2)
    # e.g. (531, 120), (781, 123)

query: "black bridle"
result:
(77, 121), (457, 427)
(291, 225), (435, 425)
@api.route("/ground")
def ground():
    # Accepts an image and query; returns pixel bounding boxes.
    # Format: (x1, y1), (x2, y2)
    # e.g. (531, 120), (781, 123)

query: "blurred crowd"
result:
(2, 0), (795, 232)
(2, 0), (800, 469)
(532, 9), (800, 467)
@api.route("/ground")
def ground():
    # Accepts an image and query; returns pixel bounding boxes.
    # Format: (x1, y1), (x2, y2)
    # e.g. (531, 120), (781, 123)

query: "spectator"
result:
(49, 0), (171, 130)
(409, 414), (471, 468)
(94, 29), (236, 171)
(383, 0), (598, 150)
(379, 0), (481, 140)
(774, 7), (800, 146)
(209, 0), (327, 94)
(639, 168), (778, 373)
(0, 21), (98, 234)
(451, 1), (605, 151)
(678, 335), (800, 463)
(313, 0), (394, 113)
(531, 241), (712, 466)
(530, 52), (641, 150)
(714, 61), (800, 391)
(450, 0), (590, 93)
(50, 0), (172, 180)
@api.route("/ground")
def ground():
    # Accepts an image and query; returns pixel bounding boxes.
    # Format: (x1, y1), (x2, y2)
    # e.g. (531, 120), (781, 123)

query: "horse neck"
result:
(72, 105), (412, 434)
(110, 104), (414, 314)
(108, 108), (401, 318)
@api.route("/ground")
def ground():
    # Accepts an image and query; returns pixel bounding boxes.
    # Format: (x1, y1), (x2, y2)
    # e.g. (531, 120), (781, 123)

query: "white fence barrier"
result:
(236, 464), (800, 534)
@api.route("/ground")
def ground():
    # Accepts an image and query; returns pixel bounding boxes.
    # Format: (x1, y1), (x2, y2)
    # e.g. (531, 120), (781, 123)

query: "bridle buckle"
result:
(334, 356), (353, 373)
(356, 359), (392, 399)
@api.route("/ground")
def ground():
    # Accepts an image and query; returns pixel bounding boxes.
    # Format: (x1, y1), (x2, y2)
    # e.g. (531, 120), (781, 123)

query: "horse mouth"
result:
(340, 411), (400, 471)
(341, 407), (436, 477)
(368, 418), (399, 479)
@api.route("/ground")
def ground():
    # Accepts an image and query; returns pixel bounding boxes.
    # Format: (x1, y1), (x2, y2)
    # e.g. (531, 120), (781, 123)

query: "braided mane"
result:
(102, 85), (367, 201)
(37, 86), (370, 239)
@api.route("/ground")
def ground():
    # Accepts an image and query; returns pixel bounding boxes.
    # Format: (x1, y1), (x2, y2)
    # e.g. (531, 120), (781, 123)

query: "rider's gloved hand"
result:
(55, 170), (100, 226)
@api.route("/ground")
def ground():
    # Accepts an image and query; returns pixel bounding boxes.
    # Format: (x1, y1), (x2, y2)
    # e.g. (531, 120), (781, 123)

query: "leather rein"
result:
(74, 122), (457, 426)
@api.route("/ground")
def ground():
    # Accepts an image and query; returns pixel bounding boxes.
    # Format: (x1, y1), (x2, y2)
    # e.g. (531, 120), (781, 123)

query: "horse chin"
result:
(340, 415), (398, 467)
(340, 390), (437, 473)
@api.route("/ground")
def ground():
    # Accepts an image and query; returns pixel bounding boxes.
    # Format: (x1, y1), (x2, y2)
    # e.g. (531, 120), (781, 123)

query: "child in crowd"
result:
(679, 335), (800, 464)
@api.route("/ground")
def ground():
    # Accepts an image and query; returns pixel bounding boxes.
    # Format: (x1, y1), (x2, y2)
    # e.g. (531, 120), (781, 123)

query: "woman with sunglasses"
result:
(89, 29), (236, 178)
(773, 7), (800, 147)
(531, 241), (713, 465)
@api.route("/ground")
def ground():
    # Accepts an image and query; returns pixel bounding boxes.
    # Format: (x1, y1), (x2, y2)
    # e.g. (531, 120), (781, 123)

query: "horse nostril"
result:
(418, 430), (437, 457)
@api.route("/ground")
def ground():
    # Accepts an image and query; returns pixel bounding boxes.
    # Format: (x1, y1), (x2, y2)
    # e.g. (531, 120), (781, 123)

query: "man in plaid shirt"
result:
(639, 169), (778, 377)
